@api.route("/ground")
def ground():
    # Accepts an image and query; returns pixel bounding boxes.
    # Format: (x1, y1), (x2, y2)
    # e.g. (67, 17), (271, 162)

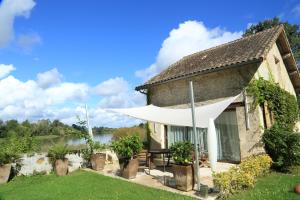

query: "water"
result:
(39, 134), (113, 152)
(67, 134), (113, 145)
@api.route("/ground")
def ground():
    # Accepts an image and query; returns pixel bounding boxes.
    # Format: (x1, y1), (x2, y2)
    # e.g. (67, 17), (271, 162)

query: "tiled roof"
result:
(136, 25), (284, 90)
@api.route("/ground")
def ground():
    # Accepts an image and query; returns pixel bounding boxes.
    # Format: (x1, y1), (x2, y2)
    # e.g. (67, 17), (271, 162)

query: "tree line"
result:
(0, 119), (115, 138)
(0, 119), (77, 138)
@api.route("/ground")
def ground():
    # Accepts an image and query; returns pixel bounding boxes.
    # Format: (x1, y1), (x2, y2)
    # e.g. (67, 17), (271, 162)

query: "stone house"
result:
(135, 25), (300, 163)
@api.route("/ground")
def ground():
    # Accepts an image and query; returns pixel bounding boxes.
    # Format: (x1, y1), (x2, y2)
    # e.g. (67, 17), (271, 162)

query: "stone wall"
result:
(148, 63), (258, 107)
(17, 153), (83, 176)
(15, 150), (119, 176)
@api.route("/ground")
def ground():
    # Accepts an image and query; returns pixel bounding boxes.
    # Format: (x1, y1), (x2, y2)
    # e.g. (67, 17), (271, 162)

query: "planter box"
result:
(55, 159), (68, 176)
(91, 153), (106, 171)
(172, 164), (194, 191)
(119, 158), (139, 179)
(0, 164), (11, 185)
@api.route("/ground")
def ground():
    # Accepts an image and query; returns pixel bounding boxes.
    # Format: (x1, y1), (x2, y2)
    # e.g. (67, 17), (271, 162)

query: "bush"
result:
(48, 144), (69, 161)
(0, 134), (40, 165)
(112, 126), (147, 142)
(170, 141), (193, 165)
(111, 134), (142, 159)
(0, 150), (17, 166)
(262, 125), (300, 171)
(213, 155), (272, 199)
(239, 155), (272, 177)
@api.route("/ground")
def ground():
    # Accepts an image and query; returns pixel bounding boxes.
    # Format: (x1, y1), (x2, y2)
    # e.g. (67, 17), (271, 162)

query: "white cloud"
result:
(0, 0), (36, 48)
(17, 32), (41, 52)
(45, 82), (89, 104)
(292, 4), (300, 18)
(93, 77), (129, 96)
(0, 64), (16, 78)
(37, 68), (62, 88)
(135, 20), (242, 80)
(98, 91), (145, 109)
(0, 67), (145, 127)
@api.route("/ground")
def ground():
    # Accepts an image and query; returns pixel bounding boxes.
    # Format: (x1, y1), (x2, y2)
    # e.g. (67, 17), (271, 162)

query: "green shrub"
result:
(48, 144), (69, 161)
(111, 134), (142, 159)
(112, 126), (147, 142)
(262, 125), (300, 171)
(239, 154), (273, 177)
(247, 78), (299, 130)
(0, 134), (40, 165)
(0, 150), (17, 166)
(213, 154), (272, 199)
(170, 141), (193, 165)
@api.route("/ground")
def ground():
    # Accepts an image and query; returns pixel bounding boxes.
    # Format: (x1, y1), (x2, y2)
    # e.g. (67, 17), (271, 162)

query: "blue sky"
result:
(0, 0), (299, 127)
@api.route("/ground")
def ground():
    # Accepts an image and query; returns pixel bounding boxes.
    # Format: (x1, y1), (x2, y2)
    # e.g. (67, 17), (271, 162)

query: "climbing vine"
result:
(247, 77), (300, 171)
(247, 77), (299, 131)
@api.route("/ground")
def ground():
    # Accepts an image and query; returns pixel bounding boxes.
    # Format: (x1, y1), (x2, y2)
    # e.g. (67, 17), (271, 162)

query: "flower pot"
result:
(0, 164), (11, 185)
(295, 184), (300, 195)
(172, 164), (194, 191)
(119, 158), (139, 179)
(91, 153), (106, 171)
(55, 159), (68, 176)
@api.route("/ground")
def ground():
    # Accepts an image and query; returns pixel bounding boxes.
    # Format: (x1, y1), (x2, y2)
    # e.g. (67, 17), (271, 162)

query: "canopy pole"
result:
(189, 81), (200, 191)
(85, 104), (94, 141)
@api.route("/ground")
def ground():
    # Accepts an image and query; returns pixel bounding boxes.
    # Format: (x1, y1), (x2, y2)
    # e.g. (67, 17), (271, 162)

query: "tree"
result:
(244, 17), (300, 62)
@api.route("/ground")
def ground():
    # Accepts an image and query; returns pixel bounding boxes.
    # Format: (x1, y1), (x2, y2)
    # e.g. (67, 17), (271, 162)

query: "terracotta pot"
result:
(0, 164), (11, 185)
(55, 159), (68, 176)
(119, 158), (139, 179)
(294, 184), (300, 195)
(91, 153), (106, 171)
(172, 164), (194, 191)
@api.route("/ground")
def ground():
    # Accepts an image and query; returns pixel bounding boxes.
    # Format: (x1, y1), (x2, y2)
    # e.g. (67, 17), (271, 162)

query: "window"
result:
(166, 110), (241, 162)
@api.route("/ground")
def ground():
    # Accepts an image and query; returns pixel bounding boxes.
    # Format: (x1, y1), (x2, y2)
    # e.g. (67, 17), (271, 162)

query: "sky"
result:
(0, 0), (299, 127)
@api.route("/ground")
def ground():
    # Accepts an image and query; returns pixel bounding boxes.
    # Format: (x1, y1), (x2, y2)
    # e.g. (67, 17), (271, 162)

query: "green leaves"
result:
(247, 78), (299, 131)
(170, 141), (193, 165)
(48, 144), (69, 161)
(247, 78), (300, 171)
(263, 125), (300, 171)
(111, 134), (142, 159)
(0, 134), (40, 165)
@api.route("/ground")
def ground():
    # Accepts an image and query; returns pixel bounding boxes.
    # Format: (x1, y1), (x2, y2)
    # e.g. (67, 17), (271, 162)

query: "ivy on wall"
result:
(247, 77), (299, 131)
(247, 77), (300, 171)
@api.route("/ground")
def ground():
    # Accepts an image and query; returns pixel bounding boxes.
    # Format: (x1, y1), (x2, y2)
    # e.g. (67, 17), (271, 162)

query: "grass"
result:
(229, 172), (300, 200)
(0, 170), (194, 200)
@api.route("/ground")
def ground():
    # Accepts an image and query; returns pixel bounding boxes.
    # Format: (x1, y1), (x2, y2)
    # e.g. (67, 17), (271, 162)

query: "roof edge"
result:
(135, 57), (263, 91)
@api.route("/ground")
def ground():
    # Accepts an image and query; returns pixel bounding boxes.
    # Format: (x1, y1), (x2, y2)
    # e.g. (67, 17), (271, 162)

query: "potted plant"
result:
(170, 141), (194, 191)
(48, 144), (69, 176)
(72, 119), (108, 171)
(111, 134), (142, 179)
(0, 134), (36, 184)
(82, 142), (107, 171)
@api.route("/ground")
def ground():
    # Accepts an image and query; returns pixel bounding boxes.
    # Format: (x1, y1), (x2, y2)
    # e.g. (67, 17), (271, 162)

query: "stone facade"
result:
(146, 42), (298, 161)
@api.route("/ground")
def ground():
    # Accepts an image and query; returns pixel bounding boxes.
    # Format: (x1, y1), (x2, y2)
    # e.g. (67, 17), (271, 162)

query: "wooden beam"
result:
(282, 53), (292, 60)
(289, 71), (298, 76)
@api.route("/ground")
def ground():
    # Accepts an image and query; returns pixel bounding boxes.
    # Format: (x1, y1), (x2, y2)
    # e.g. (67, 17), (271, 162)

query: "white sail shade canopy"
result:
(109, 95), (239, 128)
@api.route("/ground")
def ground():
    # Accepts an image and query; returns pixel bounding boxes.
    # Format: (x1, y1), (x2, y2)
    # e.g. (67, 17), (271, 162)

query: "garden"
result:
(0, 78), (300, 200)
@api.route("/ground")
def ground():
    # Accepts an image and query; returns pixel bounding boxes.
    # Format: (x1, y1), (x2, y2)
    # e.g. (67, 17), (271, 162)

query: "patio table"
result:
(147, 149), (171, 184)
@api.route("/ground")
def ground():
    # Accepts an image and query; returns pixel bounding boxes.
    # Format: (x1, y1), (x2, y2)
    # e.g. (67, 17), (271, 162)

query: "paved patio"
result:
(85, 161), (235, 199)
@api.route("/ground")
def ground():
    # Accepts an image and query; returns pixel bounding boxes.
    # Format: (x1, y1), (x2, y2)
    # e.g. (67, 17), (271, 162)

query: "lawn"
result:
(0, 170), (194, 200)
(229, 172), (300, 200)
